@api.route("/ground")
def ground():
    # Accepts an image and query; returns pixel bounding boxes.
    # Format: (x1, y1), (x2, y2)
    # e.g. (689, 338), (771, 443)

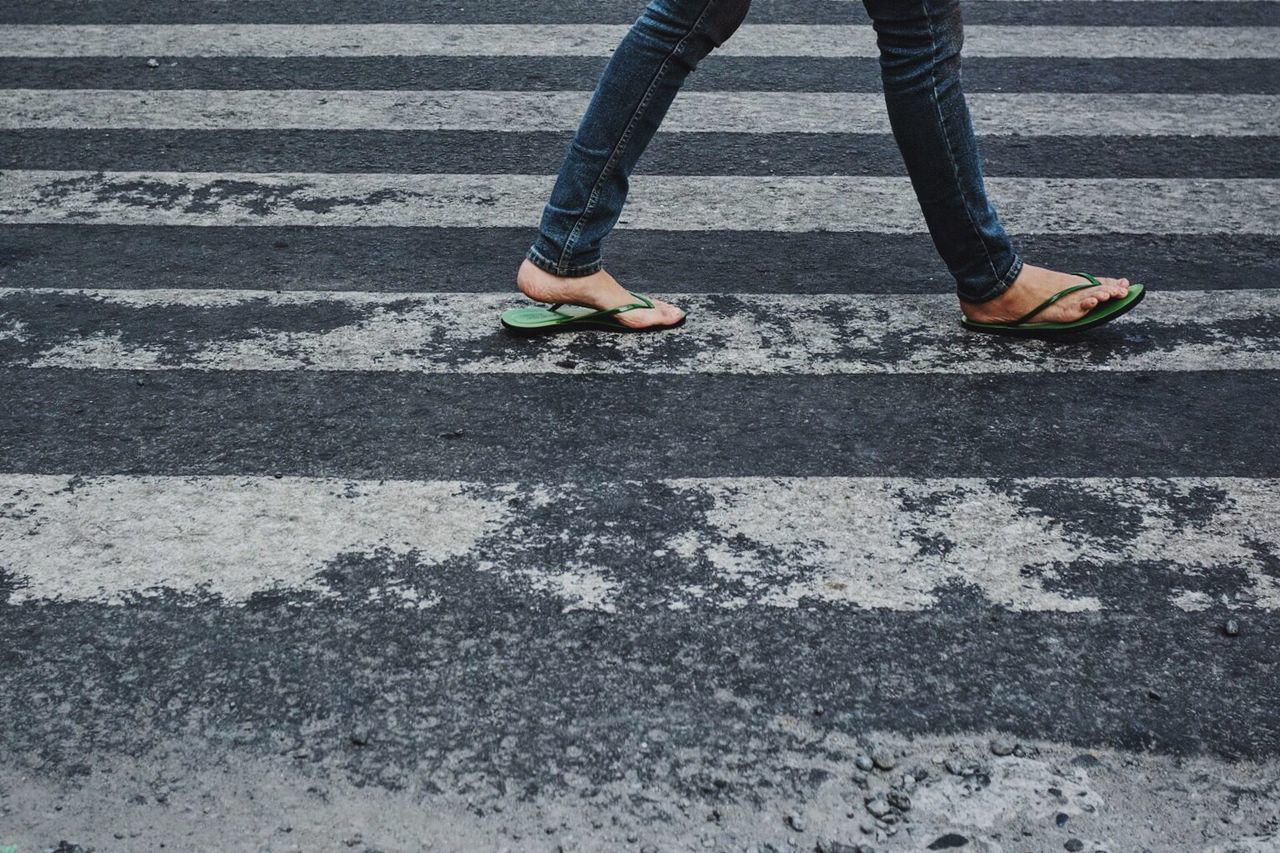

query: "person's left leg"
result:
(517, 0), (753, 329)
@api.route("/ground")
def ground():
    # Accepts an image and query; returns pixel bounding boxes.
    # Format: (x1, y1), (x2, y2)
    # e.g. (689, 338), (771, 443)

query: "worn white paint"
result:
(0, 24), (1274, 59)
(3, 288), (1276, 375)
(4, 89), (1276, 137)
(3, 475), (1277, 611)
(667, 476), (1280, 612)
(0, 475), (509, 605)
(1, 170), (1274, 233)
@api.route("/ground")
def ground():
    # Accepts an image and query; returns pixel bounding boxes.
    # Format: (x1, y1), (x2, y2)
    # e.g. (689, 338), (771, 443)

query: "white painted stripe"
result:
(0, 24), (1274, 59)
(5, 89), (1276, 137)
(3, 288), (1276, 375)
(1, 171), (1274, 233)
(3, 474), (1276, 612)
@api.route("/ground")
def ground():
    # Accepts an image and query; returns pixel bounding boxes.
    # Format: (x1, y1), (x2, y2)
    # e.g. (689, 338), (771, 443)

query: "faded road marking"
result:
(4, 90), (1276, 137)
(1, 170), (1275, 233)
(2, 288), (1276, 375)
(2, 475), (1277, 611)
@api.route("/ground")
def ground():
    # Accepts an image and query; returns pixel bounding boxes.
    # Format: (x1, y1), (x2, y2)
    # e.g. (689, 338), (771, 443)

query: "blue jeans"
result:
(525, 0), (1024, 304)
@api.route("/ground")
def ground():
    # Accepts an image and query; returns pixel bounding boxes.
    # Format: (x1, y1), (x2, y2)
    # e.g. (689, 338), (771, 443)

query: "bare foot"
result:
(516, 259), (685, 330)
(962, 264), (1130, 324)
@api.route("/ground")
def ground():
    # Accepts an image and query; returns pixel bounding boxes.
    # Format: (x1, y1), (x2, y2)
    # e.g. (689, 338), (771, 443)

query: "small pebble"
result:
(886, 791), (912, 812)
(990, 736), (1016, 756)
(1055, 812), (1070, 827)
(1224, 619), (1240, 637)
(1064, 840), (1085, 852)
(854, 755), (875, 772)
(785, 813), (805, 832)
(865, 797), (892, 819)
(926, 834), (970, 850)
(818, 842), (861, 853)
(146, 57), (160, 67)
(871, 749), (897, 771)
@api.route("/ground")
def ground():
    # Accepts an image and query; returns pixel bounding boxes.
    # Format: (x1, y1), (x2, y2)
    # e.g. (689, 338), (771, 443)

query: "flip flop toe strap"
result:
(1008, 272), (1103, 326)
(547, 291), (654, 322)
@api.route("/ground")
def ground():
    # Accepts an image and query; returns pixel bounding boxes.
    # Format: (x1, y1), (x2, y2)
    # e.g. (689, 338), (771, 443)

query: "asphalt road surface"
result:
(1, 1), (1278, 851)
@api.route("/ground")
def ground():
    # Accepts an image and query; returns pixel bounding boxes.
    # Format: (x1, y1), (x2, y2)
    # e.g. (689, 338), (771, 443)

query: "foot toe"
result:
(1101, 276), (1129, 294)
(614, 297), (684, 329)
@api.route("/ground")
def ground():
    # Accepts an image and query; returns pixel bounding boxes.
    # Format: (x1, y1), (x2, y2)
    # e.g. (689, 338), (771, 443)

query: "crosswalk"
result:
(1, 0), (1277, 787)
(1, 3), (1276, 611)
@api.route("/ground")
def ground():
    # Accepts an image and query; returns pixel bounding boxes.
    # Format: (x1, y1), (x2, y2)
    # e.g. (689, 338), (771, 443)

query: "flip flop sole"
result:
(960, 283), (1145, 338)
(500, 306), (687, 335)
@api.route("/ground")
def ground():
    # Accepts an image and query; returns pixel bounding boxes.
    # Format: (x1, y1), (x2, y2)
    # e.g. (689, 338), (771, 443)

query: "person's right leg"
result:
(863, 0), (1131, 323)
(517, 0), (753, 329)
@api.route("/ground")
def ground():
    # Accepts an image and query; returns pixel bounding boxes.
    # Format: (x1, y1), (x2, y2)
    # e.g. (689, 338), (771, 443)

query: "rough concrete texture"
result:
(3, 731), (1277, 852)
(2, 2), (1276, 851)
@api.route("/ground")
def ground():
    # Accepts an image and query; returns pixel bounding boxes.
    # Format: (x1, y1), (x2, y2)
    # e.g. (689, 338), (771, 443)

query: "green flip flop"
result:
(500, 290), (683, 334)
(960, 273), (1145, 337)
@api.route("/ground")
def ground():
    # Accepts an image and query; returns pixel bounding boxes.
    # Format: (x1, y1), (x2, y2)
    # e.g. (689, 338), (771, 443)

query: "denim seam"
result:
(920, 0), (1002, 293)
(554, 0), (721, 274)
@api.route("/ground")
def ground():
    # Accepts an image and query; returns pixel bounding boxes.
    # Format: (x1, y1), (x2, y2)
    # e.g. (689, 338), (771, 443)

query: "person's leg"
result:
(863, 0), (1131, 321)
(517, 0), (752, 328)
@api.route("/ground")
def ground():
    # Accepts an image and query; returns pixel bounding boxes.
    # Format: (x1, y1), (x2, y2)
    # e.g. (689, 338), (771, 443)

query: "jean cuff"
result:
(957, 254), (1024, 305)
(525, 242), (604, 278)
